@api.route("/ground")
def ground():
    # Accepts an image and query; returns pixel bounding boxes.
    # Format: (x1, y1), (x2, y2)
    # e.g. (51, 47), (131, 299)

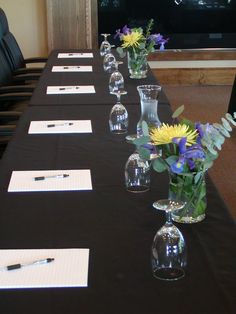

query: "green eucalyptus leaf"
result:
(225, 113), (236, 126)
(221, 117), (232, 132)
(141, 121), (149, 136)
(116, 47), (126, 58)
(204, 159), (214, 169)
(172, 105), (185, 119)
(133, 136), (150, 146)
(166, 155), (178, 166)
(139, 147), (150, 160)
(139, 43), (146, 50)
(207, 145), (218, 155)
(213, 123), (230, 138)
(152, 158), (167, 173)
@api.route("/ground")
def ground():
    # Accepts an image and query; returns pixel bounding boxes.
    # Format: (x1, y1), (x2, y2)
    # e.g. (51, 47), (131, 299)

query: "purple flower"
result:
(184, 145), (205, 159)
(122, 25), (131, 35)
(195, 122), (204, 138)
(114, 25), (131, 39)
(170, 137), (205, 173)
(171, 156), (185, 173)
(195, 122), (204, 144)
(148, 33), (163, 44)
(142, 143), (157, 155)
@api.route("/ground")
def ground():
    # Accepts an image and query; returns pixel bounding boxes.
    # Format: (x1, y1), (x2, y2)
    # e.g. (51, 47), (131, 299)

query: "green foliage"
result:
(133, 136), (150, 146)
(116, 47), (126, 58)
(145, 19), (154, 38)
(141, 121), (149, 136)
(172, 105), (185, 119)
(130, 108), (235, 176)
(139, 147), (151, 160)
(152, 157), (167, 172)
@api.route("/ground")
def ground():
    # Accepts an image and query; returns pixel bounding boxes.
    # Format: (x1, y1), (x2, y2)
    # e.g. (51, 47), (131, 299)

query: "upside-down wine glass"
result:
(100, 33), (111, 56)
(151, 199), (187, 281)
(124, 150), (150, 193)
(103, 51), (116, 73)
(109, 90), (128, 134)
(109, 61), (124, 93)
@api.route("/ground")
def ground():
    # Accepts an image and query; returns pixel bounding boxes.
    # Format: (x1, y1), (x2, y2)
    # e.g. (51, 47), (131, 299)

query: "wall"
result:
(0, 0), (48, 58)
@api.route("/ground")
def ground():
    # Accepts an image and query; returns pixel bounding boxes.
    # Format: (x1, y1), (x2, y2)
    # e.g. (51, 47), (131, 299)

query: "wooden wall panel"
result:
(149, 50), (236, 61)
(152, 68), (236, 86)
(149, 49), (236, 85)
(46, 0), (98, 52)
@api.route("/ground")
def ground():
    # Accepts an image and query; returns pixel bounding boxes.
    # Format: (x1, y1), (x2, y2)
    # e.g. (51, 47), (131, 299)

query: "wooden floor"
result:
(162, 84), (236, 219)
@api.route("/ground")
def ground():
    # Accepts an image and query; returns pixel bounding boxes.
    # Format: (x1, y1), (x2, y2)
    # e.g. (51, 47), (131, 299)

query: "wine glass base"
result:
(126, 185), (149, 193)
(125, 134), (137, 142)
(111, 129), (127, 134)
(153, 267), (185, 281)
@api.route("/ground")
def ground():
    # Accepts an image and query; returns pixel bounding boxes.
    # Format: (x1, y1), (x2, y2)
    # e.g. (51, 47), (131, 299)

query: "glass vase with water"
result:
(136, 85), (162, 137)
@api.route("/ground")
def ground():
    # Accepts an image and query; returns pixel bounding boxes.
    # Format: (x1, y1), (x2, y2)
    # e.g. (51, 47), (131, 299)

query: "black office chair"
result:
(0, 9), (40, 90)
(228, 74), (236, 117)
(0, 46), (34, 111)
(0, 7), (47, 75)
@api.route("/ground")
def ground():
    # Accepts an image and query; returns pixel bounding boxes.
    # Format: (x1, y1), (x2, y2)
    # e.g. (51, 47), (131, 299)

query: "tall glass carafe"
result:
(137, 85), (162, 137)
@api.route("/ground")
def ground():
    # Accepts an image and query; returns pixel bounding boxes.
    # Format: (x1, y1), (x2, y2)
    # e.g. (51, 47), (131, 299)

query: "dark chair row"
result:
(0, 7), (47, 157)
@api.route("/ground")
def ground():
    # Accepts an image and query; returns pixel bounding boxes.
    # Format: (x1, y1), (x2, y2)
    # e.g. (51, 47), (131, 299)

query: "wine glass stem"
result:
(165, 211), (173, 225)
(116, 94), (121, 104)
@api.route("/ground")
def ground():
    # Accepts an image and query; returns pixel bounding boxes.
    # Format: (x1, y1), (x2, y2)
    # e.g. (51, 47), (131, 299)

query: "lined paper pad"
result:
(0, 248), (89, 289)
(57, 52), (93, 58)
(47, 85), (95, 94)
(52, 66), (92, 72)
(8, 169), (92, 192)
(28, 120), (92, 134)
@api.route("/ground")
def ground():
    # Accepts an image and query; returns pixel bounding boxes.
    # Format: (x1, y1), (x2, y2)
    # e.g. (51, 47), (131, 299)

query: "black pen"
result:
(47, 122), (74, 128)
(3, 258), (55, 271)
(59, 86), (80, 90)
(63, 66), (80, 69)
(68, 53), (83, 56)
(34, 174), (69, 181)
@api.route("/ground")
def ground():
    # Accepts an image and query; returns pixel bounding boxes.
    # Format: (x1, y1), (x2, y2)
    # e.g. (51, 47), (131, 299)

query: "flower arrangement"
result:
(115, 19), (168, 56)
(133, 106), (236, 223)
(115, 19), (168, 79)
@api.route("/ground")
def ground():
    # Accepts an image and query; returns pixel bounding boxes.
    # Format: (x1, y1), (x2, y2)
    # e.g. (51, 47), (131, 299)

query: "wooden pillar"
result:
(46, 0), (98, 51)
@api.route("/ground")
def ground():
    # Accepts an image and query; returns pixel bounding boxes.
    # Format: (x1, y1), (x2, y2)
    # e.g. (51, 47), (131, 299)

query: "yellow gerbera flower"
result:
(121, 31), (144, 48)
(150, 123), (198, 146)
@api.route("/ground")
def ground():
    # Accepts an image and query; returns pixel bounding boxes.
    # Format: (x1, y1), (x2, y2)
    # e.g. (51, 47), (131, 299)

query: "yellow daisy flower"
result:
(150, 123), (198, 146)
(121, 31), (144, 48)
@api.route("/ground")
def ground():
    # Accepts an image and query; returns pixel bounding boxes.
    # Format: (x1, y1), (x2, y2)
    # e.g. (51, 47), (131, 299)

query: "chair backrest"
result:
(0, 45), (14, 86)
(0, 8), (9, 36)
(228, 75), (236, 117)
(0, 8), (25, 71)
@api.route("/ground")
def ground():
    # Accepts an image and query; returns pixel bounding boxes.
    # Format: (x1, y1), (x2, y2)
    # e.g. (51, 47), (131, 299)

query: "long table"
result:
(29, 50), (169, 106)
(0, 50), (235, 314)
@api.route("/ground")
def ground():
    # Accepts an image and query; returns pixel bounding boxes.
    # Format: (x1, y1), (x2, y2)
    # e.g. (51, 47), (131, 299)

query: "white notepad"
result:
(0, 248), (89, 289)
(52, 66), (93, 72)
(8, 169), (93, 192)
(28, 120), (92, 134)
(46, 85), (95, 94)
(57, 53), (93, 58)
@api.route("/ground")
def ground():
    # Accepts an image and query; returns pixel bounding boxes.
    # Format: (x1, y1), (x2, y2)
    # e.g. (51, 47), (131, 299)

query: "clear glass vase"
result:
(136, 85), (162, 137)
(168, 170), (207, 224)
(128, 50), (148, 79)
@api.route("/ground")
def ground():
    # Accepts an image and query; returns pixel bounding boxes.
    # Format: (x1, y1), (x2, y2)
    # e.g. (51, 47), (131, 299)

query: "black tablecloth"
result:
(0, 104), (235, 314)
(29, 50), (169, 106)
